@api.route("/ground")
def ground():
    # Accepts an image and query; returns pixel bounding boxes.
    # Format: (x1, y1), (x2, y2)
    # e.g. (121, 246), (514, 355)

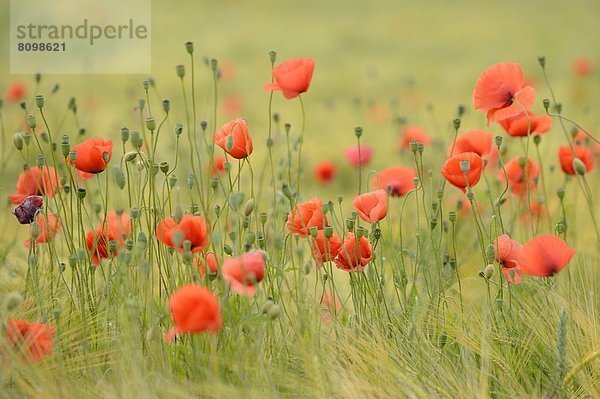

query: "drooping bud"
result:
(573, 158), (587, 176)
(13, 133), (24, 151)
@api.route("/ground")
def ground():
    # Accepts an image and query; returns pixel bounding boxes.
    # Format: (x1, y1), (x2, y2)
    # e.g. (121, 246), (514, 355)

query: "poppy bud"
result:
(409, 141), (419, 153)
(113, 167), (126, 189)
(30, 220), (41, 241)
(457, 104), (466, 117)
(146, 117), (156, 131)
(27, 115), (37, 129)
(162, 99), (170, 113)
(537, 56), (546, 67)
(557, 187), (565, 200)
(124, 151), (137, 162)
(430, 219), (437, 230)
(323, 226), (334, 239)
(244, 199), (255, 216)
(176, 64), (185, 78)
(245, 232), (256, 246)
(259, 212), (267, 224)
(448, 211), (457, 223)
(143, 80), (150, 91)
(459, 159), (470, 173)
(77, 188), (86, 200)
(13, 133), (24, 151)
(174, 122), (183, 136)
(533, 135), (541, 146)
(573, 158), (587, 175)
(452, 118), (461, 130)
(309, 226), (319, 238)
(346, 218), (354, 232)
(269, 51), (277, 64)
(4, 291), (23, 311)
(224, 243), (233, 255)
(354, 126), (363, 138)
(483, 264), (495, 279)
(486, 244), (495, 263)
(187, 174), (195, 190)
(35, 95), (44, 108)
(282, 183), (294, 200)
(185, 41), (193, 54)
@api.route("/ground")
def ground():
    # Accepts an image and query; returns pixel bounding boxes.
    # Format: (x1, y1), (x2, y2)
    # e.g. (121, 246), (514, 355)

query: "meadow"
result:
(1, 1), (600, 398)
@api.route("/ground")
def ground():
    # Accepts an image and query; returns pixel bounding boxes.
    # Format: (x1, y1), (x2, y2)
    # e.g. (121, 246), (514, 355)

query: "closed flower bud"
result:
(30, 220), (40, 241)
(573, 158), (587, 176)
(162, 99), (170, 113)
(13, 133), (24, 151)
(533, 135), (541, 146)
(224, 243), (233, 255)
(486, 244), (495, 263)
(124, 151), (137, 162)
(4, 292), (23, 311)
(244, 199), (255, 216)
(113, 167), (126, 189)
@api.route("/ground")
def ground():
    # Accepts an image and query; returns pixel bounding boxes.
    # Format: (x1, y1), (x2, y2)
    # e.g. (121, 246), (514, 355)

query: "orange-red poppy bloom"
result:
(558, 145), (594, 175)
(353, 189), (388, 223)
(156, 214), (210, 253)
(196, 252), (220, 277)
(5, 82), (26, 103)
(5, 318), (54, 363)
(286, 197), (327, 237)
(497, 112), (552, 137)
(473, 63), (536, 123)
(572, 57), (594, 76)
(494, 234), (523, 284)
(441, 152), (484, 192)
(209, 155), (227, 177)
(315, 161), (336, 183)
(222, 251), (266, 296)
(572, 129), (588, 146)
(223, 94), (243, 116)
(86, 211), (131, 264)
(334, 233), (373, 272)
(164, 285), (222, 342)
(449, 129), (493, 158)
(344, 145), (373, 167)
(517, 235), (575, 277)
(372, 166), (416, 197)
(214, 117), (253, 159)
(264, 58), (315, 99)
(399, 125), (431, 151)
(25, 212), (62, 247)
(499, 156), (540, 196)
(310, 230), (342, 267)
(8, 166), (61, 205)
(71, 138), (113, 174)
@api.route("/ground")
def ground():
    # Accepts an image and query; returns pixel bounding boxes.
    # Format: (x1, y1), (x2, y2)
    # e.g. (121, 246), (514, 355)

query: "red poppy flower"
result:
(372, 166), (416, 197)
(572, 57), (594, 76)
(558, 145), (594, 175)
(441, 152), (484, 192)
(353, 189), (388, 223)
(399, 125), (431, 151)
(264, 58), (315, 99)
(315, 161), (336, 183)
(78, 170), (95, 180)
(209, 155), (227, 177)
(449, 130), (493, 158)
(310, 230), (342, 267)
(196, 252), (219, 277)
(572, 129), (588, 146)
(214, 117), (253, 159)
(223, 94), (243, 116)
(222, 251), (266, 296)
(25, 212), (61, 247)
(497, 112), (552, 137)
(498, 156), (540, 196)
(494, 234), (523, 284)
(156, 214), (210, 253)
(344, 145), (373, 168)
(517, 235), (575, 277)
(320, 289), (341, 323)
(5, 82), (26, 103)
(334, 233), (373, 272)
(5, 318), (54, 363)
(86, 211), (131, 264)
(473, 63), (536, 123)
(8, 166), (61, 205)
(71, 138), (113, 174)
(164, 285), (222, 342)
(286, 197), (327, 237)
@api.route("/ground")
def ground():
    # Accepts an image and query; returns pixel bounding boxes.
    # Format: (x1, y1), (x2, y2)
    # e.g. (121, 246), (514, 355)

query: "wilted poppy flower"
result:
(344, 145), (373, 167)
(334, 233), (373, 272)
(214, 117), (253, 159)
(164, 285), (222, 342)
(156, 214), (210, 253)
(449, 130), (493, 158)
(497, 112), (552, 137)
(315, 161), (336, 183)
(286, 197), (327, 237)
(209, 155), (227, 177)
(499, 156), (540, 196)
(353, 189), (388, 223)
(196, 252), (220, 277)
(5, 318), (54, 363)
(25, 212), (61, 247)
(473, 62), (536, 123)
(494, 234), (523, 284)
(518, 235), (575, 277)
(572, 57), (594, 76)
(5, 82), (26, 103)
(441, 152), (484, 192)
(264, 58), (315, 99)
(399, 125), (431, 151)
(13, 195), (44, 224)
(310, 230), (342, 267)
(222, 251), (266, 296)
(9, 166), (61, 205)
(558, 145), (594, 175)
(71, 138), (113, 174)
(372, 166), (416, 197)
